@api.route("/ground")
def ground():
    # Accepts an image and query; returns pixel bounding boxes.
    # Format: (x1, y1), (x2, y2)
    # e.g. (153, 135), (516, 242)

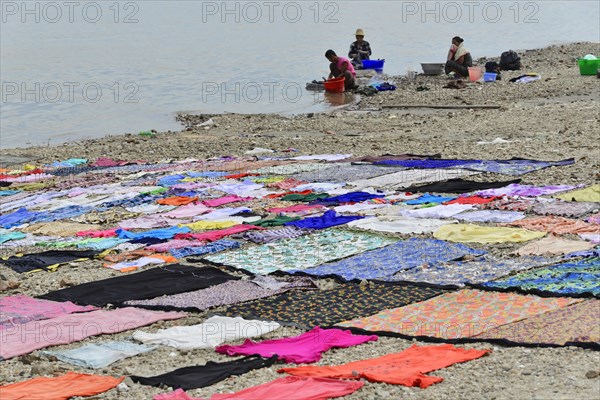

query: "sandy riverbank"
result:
(1, 42), (599, 400)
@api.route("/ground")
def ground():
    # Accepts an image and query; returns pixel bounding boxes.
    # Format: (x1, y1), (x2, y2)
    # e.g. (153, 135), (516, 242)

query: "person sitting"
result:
(349, 28), (372, 69)
(445, 36), (473, 78)
(325, 49), (357, 90)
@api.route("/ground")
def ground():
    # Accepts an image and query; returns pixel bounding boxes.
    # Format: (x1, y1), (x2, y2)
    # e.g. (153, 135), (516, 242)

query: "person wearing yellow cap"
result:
(349, 28), (372, 69)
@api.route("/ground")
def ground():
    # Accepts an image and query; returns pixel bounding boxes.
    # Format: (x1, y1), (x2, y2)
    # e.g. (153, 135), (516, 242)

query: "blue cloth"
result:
(0, 208), (41, 228)
(460, 158), (575, 176)
(47, 158), (88, 168)
(188, 171), (227, 179)
(116, 226), (191, 240)
(405, 193), (456, 205)
(314, 192), (385, 206)
(295, 238), (485, 281)
(42, 341), (155, 368)
(374, 159), (481, 168)
(157, 174), (186, 187)
(0, 190), (21, 196)
(564, 247), (600, 259)
(77, 238), (129, 251)
(285, 210), (364, 230)
(29, 206), (92, 224)
(170, 239), (241, 258)
(0, 229), (26, 243)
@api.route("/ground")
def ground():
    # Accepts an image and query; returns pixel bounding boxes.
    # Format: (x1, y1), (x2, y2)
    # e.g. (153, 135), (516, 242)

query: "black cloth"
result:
(445, 53), (473, 77)
(39, 265), (238, 306)
(1, 250), (101, 273)
(404, 178), (521, 194)
(129, 237), (168, 245)
(130, 356), (278, 390)
(0, 181), (12, 187)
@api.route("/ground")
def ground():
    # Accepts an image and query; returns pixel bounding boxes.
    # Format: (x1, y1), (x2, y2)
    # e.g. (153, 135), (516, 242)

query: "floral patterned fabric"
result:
(221, 282), (446, 329)
(480, 257), (600, 296)
(204, 229), (398, 275)
(337, 289), (581, 338)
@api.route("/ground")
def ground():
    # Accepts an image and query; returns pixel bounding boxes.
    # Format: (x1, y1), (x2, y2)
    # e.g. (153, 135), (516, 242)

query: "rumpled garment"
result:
(253, 215), (300, 227)
(285, 210), (363, 229)
(482, 196), (536, 212)
(157, 196), (199, 206)
(205, 229), (397, 275)
(0, 229), (26, 243)
(2, 249), (100, 273)
(296, 238), (484, 281)
(334, 203), (387, 214)
(202, 195), (252, 207)
(175, 225), (262, 241)
(404, 178), (521, 194)
(405, 193), (456, 205)
(0, 295), (97, 329)
(116, 226), (191, 240)
(76, 228), (118, 238)
(124, 276), (317, 311)
(588, 213), (600, 224)
(280, 192), (329, 202)
(154, 377), (364, 400)
(374, 159), (480, 168)
(400, 204), (474, 219)
(0, 208), (41, 228)
(0, 307), (186, 360)
(104, 249), (156, 263)
(458, 158), (574, 176)
(564, 248), (600, 258)
(455, 210), (526, 223)
(22, 221), (103, 237)
(515, 235), (596, 256)
(434, 224), (546, 243)
(446, 195), (498, 205)
(291, 154), (352, 161)
(132, 356), (278, 390)
(554, 184), (600, 202)
(211, 180), (264, 197)
(162, 203), (212, 218)
(348, 169), (480, 190)
(480, 257), (599, 296)
(477, 183), (582, 197)
(119, 215), (189, 229)
(337, 289), (580, 339)
(386, 256), (552, 286)
(279, 344), (490, 388)
(181, 220), (238, 231)
(313, 192), (385, 206)
(347, 216), (456, 234)
(126, 203), (176, 214)
(0, 190), (21, 196)
(579, 233), (600, 243)
(267, 178), (307, 190)
(239, 226), (308, 243)
(146, 240), (208, 252)
(169, 239), (241, 258)
(90, 157), (131, 167)
(267, 204), (326, 216)
(532, 201), (599, 217)
(0, 172), (53, 183)
(0, 372), (124, 400)
(217, 327), (378, 363)
(133, 315), (280, 350)
(194, 206), (251, 220)
(508, 216), (600, 235)
(475, 299), (600, 346)
(42, 341), (156, 368)
(105, 254), (177, 272)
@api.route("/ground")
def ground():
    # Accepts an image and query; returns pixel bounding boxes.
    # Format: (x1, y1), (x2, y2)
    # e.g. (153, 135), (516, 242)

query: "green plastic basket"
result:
(577, 58), (600, 76)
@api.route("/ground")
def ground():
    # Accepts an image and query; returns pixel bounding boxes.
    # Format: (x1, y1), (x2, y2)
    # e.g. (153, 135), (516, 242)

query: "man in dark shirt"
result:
(349, 28), (372, 69)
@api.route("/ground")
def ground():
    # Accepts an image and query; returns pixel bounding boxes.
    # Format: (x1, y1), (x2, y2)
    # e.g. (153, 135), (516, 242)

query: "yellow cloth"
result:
(555, 184), (600, 202)
(180, 220), (237, 231)
(434, 223), (545, 243)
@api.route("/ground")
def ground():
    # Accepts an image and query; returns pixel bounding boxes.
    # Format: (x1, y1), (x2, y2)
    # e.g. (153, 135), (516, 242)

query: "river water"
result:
(1, 0), (599, 147)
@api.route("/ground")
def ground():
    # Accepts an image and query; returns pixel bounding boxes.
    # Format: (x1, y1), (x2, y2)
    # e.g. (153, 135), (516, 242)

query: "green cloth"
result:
(253, 216), (300, 227)
(280, 193), (329, 202)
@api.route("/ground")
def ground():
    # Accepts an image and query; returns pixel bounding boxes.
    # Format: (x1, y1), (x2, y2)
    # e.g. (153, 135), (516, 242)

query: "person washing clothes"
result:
(445, 36), (473, 78)
(325, 50), (357, 90)
(348, 28), (372, 69)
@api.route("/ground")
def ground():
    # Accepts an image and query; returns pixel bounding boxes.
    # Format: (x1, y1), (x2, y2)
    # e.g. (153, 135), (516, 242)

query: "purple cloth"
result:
(374, 159), (480, 168)
(285, 210), (363, 230)
(477, 183), (583, 198)
(313, 192), (385, 206)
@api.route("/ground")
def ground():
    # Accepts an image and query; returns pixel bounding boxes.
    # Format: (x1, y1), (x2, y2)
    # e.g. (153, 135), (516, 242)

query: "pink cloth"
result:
(268, 204), (326, 214)
(146, 239), (207, 252)
(0, 295), (97, 330)
(175, 224), (263, 241)
(90, 157), (128, 167)
(118, 215), (188, 229)
(0, 307), (186, 360)
(202, 195), (252, 207)
(216, 327), (378, 363)
(336, 56), (356, 76)
(1, 174), (53, 183)
(154, 377), (364, 400)
(76, 228), (118, 238)
(163, 203), (212, 218)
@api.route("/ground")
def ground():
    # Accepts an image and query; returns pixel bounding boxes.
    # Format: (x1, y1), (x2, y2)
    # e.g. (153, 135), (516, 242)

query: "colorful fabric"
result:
(348, 169), (480, 190)
(475, 300), (600, 346)
(532, 201), (598, 217)
(0, 229), (26, 243)
(434, 224), (546, 243)
(480, 257), (600, 296)
(293, 164), (395, 183)
(169, 239), (241, 259)
(508, 216), (600, 235)
(0, 372), (123, 400)
(221, 282), (446, 328)
(202, 195), (252, 207)
(267, 204), (326, 215)
(337, 289), (580, 338)
(174, 225), (262, 241)
(253, 215), (300, 227)
(405, 193), (456, 205)
(554, 184), (600, 202)
(347, 216), (456, 234)
(42, 341), (156, 368)
(400, 204), (474, 219)
(216, 327), (378, 363)
(459, 158), (574, 176)
(204, 229), (397, 275)
(0, 295), (97, 329)
(239, 226), (308, 243)
(477, 183), (582, 198)
(0, 308), (185, 360)
(279, 344), (490, 388)
(104, 254), (177, 272)
(374, 159), (479, 168)
(116, 226), (191, 240)
(296, 238), (484, 281)
(285, 210), (363, 229)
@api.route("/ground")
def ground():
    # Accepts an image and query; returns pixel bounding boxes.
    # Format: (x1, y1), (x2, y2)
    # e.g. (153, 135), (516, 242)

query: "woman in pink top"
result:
(325, 49), (356, 90)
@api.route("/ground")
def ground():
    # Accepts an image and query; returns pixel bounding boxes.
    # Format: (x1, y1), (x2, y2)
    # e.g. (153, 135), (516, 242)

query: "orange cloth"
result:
(279, 344), (490, 388)
(224, 172), (260, 179)
(508, 216), (599, 235)
(157, 196), (199, 206)
(0, 372), (123, 400)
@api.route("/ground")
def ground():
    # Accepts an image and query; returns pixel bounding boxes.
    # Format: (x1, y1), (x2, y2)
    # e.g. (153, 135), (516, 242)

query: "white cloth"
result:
(334, 203), (387, 214)
(163, 203), (212, 218)
(132, 316), (280, 350)
(579, 233), (600, 243)
(194, 207), (251, 221)
(348, 169), (480, 189)
(106, 256), (171, 272)
(400, 204), (474, 219)
(126, 204), (176, 214)
(347, 216), (456, 234)
(293, 182), (345, 193)
(455, 210), (526, 223)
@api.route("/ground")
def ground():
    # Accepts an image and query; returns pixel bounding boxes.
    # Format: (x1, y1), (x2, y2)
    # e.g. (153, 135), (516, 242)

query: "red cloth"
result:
(279, 344), (490, 388)
(157, 196), (199, 206)
(224, 172), (260, 179)
(446, 195), (498, 205)
(154, 377), (364, 400)
(265, 190), (313, 199)
(174, 224), (263, 241)
(76, 228), (118, 238)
